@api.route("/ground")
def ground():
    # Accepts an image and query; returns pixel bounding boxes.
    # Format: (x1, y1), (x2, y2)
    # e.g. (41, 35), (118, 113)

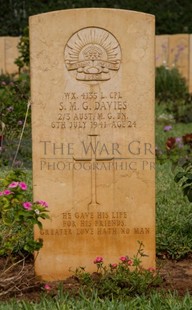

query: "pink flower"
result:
(44, 283), (51, 291)
(37, 200), (48, 207)
(110, 263), (118, 269)
(127, 260), (133, 266)
(8, 181), (19, 188)
(0, 191), (3, 196)
(17, 120), (23, 126)
(19, 182), (27, 190)
(23, 202), (32, 210)
(3, 190), (12, 195)
(119, 256), (127, 262)
(93, 256), (103, 264)
(147, 267), (156, 272)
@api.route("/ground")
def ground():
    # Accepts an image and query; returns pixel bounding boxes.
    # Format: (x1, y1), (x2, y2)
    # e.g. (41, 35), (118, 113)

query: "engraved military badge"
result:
(64, 27), (121, 82)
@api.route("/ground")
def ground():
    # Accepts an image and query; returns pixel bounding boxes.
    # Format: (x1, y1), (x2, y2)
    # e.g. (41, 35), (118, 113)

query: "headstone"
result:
(155, 35), (169, 67)
(0, 37), (6, 74)
(168, 34), (189, 84)
(5, 37), (20, 74)
(189, 35), (192, 93)
(0, 37), (19, 74)
(30, 8), (155, 281)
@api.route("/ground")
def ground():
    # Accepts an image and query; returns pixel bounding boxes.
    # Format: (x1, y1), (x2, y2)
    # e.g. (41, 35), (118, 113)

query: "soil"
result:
(0, 255), (192, 302)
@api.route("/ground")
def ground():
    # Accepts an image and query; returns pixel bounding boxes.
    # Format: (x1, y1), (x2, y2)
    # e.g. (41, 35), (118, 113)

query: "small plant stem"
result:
(11, 99), (31, 167)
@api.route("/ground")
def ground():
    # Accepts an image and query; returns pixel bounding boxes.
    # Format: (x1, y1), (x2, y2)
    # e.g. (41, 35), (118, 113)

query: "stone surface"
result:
(189, 35), (192, 93)
(5, 37), (20, 74)
(156, 34), (192, 92)
(168, 34), (189, 85)
(0, 37), (19, 74)
(0, 37), (6, 74)
(30, 8), (155, 281)
(155, 35), (169, 67)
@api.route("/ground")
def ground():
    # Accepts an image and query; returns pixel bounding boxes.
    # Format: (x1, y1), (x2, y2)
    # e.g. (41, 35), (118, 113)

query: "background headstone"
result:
(189, 35), (192, 93)
(0, 37), (6, 74)
(0, 37), (19, 74)
(5, 37), (20, 74)
(168, 34), (189, 85)
(155, 35), (169, 67)
(30, 8), (155, 280)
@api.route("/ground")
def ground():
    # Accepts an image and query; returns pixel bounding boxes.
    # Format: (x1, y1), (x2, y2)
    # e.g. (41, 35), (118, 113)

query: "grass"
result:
(155, 107), (192, 258)
(156, 161), (192, 259)
(0, 292), (192, 309)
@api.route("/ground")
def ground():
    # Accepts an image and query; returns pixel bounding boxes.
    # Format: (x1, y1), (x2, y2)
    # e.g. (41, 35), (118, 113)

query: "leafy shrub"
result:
(156, 161), (192, 259)
(0, 74), (15, 87)
(15, 27), (29, 72)
(0, 73), (31, 167)
(156, 133), (192, 167)
(156, 66), (188, 102)
(155, 114), (192, 166)
(73, 242), (162, 299)
(175, 161), (192, 202)
(0, 73), (30, 136)
(155, 66), (192, 123)
(0, 169), (49, 256)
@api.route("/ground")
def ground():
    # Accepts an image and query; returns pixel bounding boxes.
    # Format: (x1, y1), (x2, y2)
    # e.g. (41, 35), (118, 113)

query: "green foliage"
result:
(175, 161), (192, 202)
(155, 106), (192, 166)
(0, 292), (192, 309)
(0, 73), (31, 167)
(0, 73), (30, 137)
(0, 169), (49, 256)
(15, 27), (29, 72)
(156, 116), (192, 259)
(155, 66), (192, 123)
(156, 66), (188, 103)
(156, 161), (192, 259)
(0, 74), (14, 86)
(73, 242), (162, 299)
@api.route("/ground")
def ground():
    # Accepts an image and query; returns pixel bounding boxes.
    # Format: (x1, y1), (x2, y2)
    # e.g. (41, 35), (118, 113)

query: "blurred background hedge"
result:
(0, 0), (192, 36)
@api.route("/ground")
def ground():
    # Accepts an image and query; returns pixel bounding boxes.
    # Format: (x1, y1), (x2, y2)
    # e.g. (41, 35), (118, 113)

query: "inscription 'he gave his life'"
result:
(40, 140), (154, 156)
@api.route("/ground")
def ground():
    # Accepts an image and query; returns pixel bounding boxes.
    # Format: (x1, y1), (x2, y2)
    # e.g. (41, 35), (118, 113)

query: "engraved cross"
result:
(73, 134), (113, 207)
